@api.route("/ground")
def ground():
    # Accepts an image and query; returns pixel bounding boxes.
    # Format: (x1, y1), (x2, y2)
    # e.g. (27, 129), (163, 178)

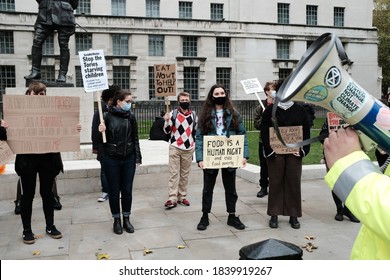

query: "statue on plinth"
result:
(25, 0), (79, 83)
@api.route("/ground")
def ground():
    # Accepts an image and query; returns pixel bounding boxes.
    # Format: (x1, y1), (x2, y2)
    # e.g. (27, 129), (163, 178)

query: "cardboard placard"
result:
(202, 135), (244, 169)
(0, 141), (14, 166)
(154, 64), (176, 97)
(3, 95), (80, 154)
(79, 49), (109, 92)
(269, 126), (302, 154)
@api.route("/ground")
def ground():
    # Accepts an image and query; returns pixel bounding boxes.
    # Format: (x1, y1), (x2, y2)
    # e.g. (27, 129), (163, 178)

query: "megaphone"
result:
(272, 32), (390, 154)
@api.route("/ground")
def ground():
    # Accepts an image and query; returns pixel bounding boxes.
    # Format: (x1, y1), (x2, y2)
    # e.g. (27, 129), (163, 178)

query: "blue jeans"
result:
(103, 154), (136, 218)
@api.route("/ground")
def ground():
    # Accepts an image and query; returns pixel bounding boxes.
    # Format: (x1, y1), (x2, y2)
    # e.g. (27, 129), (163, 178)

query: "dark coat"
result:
(0, 127), (6, 141)
(103, 108), (142, 164)
(15, 153), (63, 177)
(35, 0), (78, 27)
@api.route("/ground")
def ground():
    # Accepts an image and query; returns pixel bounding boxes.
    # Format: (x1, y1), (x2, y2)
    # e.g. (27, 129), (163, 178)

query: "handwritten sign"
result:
(79, 49), (108, 92)
(0, 141), (14, 166)
(240, 78), (264, 95)
(3, 95), (80, 154)
(203, 135), (244, 169)
(269, 126), (302, 154)
(327, 112), (347, 131)
(154, 64), (176, 97)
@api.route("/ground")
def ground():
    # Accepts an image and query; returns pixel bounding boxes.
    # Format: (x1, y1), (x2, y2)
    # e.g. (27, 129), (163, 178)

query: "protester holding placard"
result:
(195, 84), (249, 231)
(319, 116), (360, 223)
(260, 81), (310, 229)
(98, 90), (142, 235)
(10, 82), (82, 244)
(253, 81), (276, 198)
(163, 92), (197, 209)
(91, 85), (119, 202)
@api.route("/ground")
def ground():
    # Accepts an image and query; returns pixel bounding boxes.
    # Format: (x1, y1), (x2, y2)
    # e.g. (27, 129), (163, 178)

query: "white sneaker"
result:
(97, 192), (109, 202)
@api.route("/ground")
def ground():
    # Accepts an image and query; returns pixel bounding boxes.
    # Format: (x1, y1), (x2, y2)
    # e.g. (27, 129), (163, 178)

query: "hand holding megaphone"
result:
(272, 32), (390, 154)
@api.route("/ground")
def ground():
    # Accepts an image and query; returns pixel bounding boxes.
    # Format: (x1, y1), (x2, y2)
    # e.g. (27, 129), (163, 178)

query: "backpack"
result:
(171, 109), (197, 139)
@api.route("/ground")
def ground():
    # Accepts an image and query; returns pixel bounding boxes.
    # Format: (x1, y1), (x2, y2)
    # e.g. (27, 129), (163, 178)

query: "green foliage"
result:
(373, 0), (390, 94)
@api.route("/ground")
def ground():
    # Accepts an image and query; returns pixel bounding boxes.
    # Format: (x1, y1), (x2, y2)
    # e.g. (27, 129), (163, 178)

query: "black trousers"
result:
(19, 155), (56, 230)
(201, 168), (238, 214)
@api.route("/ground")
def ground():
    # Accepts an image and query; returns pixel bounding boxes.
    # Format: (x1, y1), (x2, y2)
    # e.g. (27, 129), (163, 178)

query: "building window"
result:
(148, 35), (164, 56)
(75, 66), (84, 87)
(75, 33), (92, 54)
(0, 30), (14, 54)
(216, 37), (230, 58)
(210, 3), (224, 20)
(112, 34), (129, 56)
(41, 66), (55, 82)
(112, 0), (126, 16)
(183, 36), (197, 57)
(216, 67), (231, 93)
(42, 34), (54, 55)
(148, 66), (155, 100)
(146, 0), (160, 17)
(0, 65), (15, 114)
(179, 1), (192, 19)
(0, 0), (15, 11)
(334, 7), (345, 27)
(76, 0), (91, 15)
(113, 66), (130, 90)
(183, 67), (199, 100)
(0, 65), (15, 95)
(148, 66), (164, 100)
(277, 3), (290, 24)
(276, 40), (290, 59)
(279, 68), (292, 80)
(306, 5), (318, 25)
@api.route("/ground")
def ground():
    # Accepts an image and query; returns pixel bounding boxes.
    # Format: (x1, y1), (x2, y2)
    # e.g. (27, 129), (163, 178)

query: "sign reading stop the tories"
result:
(154, 64), (176, 97)
(79, 49), (109, 92)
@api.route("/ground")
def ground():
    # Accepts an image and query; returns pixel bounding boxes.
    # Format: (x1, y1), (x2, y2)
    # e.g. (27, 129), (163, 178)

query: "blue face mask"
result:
(122, 102), (132, 111)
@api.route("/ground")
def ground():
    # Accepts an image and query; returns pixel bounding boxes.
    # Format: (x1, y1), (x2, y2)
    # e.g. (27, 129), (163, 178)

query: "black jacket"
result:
(0, 127), (6, 141)
(35, 0), (78, 27)
(103, 108), (142, 164)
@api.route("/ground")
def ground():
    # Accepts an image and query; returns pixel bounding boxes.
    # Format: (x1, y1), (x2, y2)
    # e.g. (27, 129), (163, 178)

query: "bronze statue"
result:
(25, 0), (79, 83)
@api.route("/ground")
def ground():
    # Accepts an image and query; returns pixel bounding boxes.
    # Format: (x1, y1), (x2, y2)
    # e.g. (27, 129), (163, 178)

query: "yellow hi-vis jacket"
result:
(325, 151), (390, 260)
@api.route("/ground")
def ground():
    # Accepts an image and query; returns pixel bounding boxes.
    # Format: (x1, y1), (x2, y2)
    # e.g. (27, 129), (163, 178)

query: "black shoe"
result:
(269, 215), (278, 228)
(257, 187), (268, 198)
(123, 216), (134, 233)
(113, 218), (123, 234)
(14, 200), (21, 215)
(227, 215), (245, 230)
(46, 225), (62, 239)
(197, 215), (209, 231)
(289, 217), (300, 229)
(343, 207), (360, 223)
(335, 211), (344, 221)
(53, 196), (62, 210)
(22, 228), (35, 244)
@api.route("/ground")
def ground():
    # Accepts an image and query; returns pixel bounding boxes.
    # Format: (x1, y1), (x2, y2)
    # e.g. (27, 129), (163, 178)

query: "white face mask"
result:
(270, 91), (276, 98)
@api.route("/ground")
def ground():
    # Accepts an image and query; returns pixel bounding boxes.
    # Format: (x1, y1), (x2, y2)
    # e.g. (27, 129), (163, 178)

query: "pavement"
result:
(0, 140), (361, 260)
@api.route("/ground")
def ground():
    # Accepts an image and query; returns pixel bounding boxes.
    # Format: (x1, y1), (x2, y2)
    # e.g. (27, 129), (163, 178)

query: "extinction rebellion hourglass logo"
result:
(324, 66), (342, 88)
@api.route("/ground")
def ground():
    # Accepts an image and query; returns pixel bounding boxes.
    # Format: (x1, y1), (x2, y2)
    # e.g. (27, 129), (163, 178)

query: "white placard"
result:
(240, 78), (264, 94)
(79, 49), (109, 92)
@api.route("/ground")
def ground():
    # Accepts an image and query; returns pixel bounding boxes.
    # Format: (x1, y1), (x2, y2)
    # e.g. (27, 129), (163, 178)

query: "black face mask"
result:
(213, 96), (226, 105)
(179, 102), (190, 110)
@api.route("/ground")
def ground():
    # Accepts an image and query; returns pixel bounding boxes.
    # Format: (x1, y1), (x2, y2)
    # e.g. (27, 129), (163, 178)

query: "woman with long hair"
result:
(195, 84), (249, 231)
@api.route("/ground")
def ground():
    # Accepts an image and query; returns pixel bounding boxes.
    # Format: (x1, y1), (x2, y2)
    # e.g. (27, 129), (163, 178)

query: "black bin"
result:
(239, 238), (303, 260)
